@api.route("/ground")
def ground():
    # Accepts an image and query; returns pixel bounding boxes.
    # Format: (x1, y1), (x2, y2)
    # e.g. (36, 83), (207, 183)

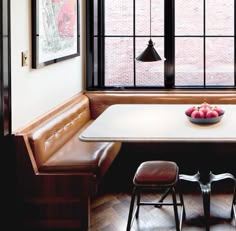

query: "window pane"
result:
(93, 38), (98, 86)
(175, 38), (204, 86)
(105, 0), (133, 35)
(136, 38), (164, 86)
(136, 0), (164, 36)
(105, 38), (134, 86)
(93, 0), (98, 36)
(206, 0), (234, 35)
(206, 38), (234, 86)
(175, 0), (203, 35)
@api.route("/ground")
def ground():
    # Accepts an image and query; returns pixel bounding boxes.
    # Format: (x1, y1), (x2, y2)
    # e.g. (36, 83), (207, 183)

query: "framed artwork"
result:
(32, 0), (80, 68)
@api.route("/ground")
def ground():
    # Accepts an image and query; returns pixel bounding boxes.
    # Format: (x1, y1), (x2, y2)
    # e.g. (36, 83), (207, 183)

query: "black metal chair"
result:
(126, 160), (186, 231)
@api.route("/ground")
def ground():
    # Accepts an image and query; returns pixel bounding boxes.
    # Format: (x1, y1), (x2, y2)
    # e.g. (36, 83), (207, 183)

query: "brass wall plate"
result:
(22, 51), (29, 67)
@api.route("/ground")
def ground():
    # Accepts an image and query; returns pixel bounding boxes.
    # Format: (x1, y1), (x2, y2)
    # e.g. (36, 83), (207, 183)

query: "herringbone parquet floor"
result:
(90, 192), (236, 231)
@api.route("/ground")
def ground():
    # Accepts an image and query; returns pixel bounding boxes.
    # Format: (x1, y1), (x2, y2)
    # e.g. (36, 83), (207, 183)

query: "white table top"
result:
(79, 104), (236, 143)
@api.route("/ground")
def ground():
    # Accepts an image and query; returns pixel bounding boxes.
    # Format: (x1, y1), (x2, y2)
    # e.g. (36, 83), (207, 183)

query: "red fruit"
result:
(206, 110), (219, 118)
(201, 102), (210, 108)
(212, 106), (223, 116)
(185, 106), (197, 116)
(191, 110), (204, 118)
(199, 107), (210, 117)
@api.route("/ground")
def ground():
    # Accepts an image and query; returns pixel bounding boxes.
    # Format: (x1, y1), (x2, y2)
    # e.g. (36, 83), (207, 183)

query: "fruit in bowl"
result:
(185, 102), (224, 124)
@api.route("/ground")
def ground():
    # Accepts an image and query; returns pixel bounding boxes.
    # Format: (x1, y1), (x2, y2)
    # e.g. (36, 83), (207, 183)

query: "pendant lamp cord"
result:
(150, 0), (152, 39)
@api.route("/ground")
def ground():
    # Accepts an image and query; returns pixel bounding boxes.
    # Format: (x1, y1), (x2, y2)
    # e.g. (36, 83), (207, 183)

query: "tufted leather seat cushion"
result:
(40, 120), (121, 178)
(134, 161), (178, 187)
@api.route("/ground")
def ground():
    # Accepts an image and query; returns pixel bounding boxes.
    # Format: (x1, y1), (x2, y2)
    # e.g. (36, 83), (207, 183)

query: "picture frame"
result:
(32, 0), (80, 69)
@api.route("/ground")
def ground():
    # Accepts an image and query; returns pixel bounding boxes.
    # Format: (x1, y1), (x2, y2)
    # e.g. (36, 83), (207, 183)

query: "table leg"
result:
(232, 186), (236, 221)
(179, 171), (210, 230)
(199, 181), (211, 230)
(179, 171), (236, 231)
(209, 172), (236, 222)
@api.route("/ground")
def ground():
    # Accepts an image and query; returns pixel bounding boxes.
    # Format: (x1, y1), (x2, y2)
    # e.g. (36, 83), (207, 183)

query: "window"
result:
(86, 0), (236, 90)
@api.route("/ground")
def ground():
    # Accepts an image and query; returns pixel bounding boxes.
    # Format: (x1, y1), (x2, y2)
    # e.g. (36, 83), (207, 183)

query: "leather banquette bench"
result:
(15, 93), (122, 230)
(15, 90), (236, 230)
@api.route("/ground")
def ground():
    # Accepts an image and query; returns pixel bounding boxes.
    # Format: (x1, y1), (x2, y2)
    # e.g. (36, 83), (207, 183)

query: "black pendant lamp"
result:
(136, 0), (162, 62)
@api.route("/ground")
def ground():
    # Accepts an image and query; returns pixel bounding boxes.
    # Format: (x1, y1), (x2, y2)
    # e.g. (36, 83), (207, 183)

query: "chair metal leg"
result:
(175, 179), (186, 221)
(179, 190), (186, 220)
(171, 187), (180, 231)
(177, 182), (186, 221)
(135, 190), (141, 218)
(126, 187), (137, 231)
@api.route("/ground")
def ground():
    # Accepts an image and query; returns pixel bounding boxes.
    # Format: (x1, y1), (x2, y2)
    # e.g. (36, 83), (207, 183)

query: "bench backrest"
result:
(85, 91), (236, 119)
(16, 94), (91, 168)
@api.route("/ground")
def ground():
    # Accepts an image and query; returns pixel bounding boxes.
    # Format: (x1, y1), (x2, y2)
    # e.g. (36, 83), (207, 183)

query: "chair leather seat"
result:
(134, 161), (178, 187)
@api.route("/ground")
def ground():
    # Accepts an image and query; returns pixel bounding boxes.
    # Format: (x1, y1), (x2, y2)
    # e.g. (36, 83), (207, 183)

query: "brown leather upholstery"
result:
(85, 91), (236, 119)
(18, 94), (121, 179)
(134, 161), (178, 187)
(15, 93), (122, 230)
(28, 94), (91, 167)
(41, 121), (121, 178)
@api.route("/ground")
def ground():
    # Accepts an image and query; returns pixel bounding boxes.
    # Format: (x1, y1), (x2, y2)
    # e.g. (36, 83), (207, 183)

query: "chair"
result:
(126, 160), (186, 231)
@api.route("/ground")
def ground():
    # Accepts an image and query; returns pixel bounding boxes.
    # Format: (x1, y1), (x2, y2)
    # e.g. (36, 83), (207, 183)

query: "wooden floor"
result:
(90, 191), (236, 231)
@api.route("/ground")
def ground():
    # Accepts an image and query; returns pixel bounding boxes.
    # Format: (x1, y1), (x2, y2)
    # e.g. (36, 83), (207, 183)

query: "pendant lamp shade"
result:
(136, 0), (162, 62)
(136, 39), (162, 62)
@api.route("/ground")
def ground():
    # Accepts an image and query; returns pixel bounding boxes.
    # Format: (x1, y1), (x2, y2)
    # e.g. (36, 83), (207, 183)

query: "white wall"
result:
(11, 0), (85, 132)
